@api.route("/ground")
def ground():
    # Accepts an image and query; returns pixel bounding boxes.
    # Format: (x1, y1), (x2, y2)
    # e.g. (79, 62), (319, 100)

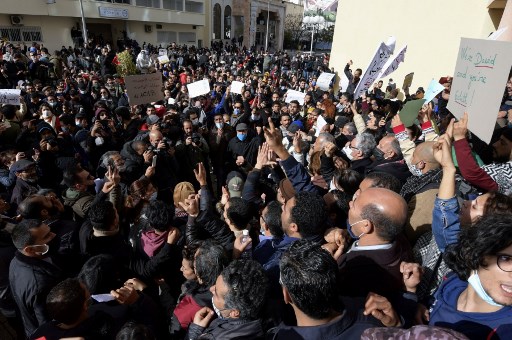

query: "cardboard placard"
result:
(0, 89), (21, 105)
(124, 72), (163, 106)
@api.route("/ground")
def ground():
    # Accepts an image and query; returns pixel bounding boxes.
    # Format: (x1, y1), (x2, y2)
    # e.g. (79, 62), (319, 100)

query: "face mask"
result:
(101, 95), (108, 100)
(41, 110), (51, 118)
(26, 244), (49, 256)
(374, 148), (385, 162)
(75, 121), (82, 127)
(347, 220), (365, 240)
(312, 81), (316, 86)
(237, 133), (247, 142)
(95, 136), (104, 146)
(408, 162), (423, 177)
(191, 118), (199, 126)
(342, 146), (355, 161)
(215, 122), (224, 129)
(212, 297), (228, 319)
(233, 108), (240, 115)
(467, 270), (503, 307)
(251, 114), (261, 121)
(79, 90), (87, 95)
(49, 102), (57, 108)
(61, 126), (69, 133)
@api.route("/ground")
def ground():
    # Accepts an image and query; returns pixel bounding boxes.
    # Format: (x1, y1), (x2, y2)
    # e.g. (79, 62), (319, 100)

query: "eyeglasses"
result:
(349, 145), (359, 151)
(497, 254), (512, 272)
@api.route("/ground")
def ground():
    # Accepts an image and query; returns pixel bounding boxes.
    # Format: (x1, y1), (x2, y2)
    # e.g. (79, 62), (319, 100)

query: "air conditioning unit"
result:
(156, 24), (163, 29)
(10, 15), (24, 26)
(144, 25), (152, 33)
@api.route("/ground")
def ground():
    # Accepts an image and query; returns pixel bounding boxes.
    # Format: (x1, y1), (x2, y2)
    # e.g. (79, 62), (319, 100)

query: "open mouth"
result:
(501, 284), (512, 296)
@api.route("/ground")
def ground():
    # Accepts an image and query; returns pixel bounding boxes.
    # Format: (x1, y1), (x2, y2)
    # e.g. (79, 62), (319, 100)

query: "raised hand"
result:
(400, 261), (423, 293)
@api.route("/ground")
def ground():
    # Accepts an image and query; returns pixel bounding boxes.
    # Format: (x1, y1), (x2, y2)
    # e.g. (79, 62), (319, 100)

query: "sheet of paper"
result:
(285, 90), (306, 105)
(187, 79), (211, 98)
(315, 115), (328, 137)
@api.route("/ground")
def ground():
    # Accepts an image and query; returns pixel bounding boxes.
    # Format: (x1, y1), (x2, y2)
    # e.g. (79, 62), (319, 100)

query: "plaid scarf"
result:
(400, 168), (442, 202)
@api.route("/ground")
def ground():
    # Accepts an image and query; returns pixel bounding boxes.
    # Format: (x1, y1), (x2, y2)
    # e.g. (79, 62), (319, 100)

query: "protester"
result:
(1, 36), (512, 340)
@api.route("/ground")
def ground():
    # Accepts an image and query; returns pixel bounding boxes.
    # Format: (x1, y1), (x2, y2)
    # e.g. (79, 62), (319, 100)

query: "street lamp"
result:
(305, 15), (324, 53)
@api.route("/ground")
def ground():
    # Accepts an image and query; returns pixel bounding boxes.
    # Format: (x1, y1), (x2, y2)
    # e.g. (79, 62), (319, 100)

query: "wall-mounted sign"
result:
(99, 7), (129, 19)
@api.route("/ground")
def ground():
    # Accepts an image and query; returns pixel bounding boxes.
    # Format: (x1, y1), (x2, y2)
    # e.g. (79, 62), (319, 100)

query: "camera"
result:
(187, 133), (201, 145)
(149, 137), (173, 153)
(99, 119), (109, 129)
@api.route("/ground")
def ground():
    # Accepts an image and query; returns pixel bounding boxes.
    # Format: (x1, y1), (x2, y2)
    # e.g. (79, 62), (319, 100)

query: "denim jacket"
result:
(432, 196), (460, 253)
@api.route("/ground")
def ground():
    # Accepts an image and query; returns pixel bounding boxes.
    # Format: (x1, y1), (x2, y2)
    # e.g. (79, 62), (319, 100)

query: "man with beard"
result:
(62, 165), (120, 222)
(344, 60), (362, 96)
(10, 160), (40, 208)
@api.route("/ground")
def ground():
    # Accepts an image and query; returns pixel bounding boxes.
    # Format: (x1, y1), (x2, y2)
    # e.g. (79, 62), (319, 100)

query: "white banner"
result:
(447, 38), (512, 144)
(187, 79), (211, 98)
(157, 55), (169, 64)
(231, 81), (245, 94)
(378, 45), (407, 80)
(0, 89), (21, 105)
(353, 38), (395, 99)
(285, 90), (306, 105)
(124, 72), (163, 106)
(316, 72), (335, 90)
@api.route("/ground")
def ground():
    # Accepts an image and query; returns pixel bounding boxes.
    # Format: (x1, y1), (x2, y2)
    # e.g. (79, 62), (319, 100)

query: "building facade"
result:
(0, 0), (207, 52)
(329, 0), (510, 93)
(211, 0), (301, 51)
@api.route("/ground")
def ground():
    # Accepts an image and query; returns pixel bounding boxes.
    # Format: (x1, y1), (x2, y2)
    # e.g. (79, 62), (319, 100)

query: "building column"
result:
(498, 0), (512, 41)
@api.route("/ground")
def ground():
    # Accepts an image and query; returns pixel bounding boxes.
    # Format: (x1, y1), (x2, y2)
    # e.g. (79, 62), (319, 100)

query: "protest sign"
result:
(398, 99), (425, 127)
(167, 97), (175, 105)
(447, 38), (512, 144)
(378, 45), (407, 79)
(159, 49), (167, 56)
(0, 89), (21, 105)
(187, 79), (211, 98)
(316, 72), (335, 90)
(423, 79), (445, 103)
(157, 55), (169, 64)
(124, 72), (163, 106)
(488, 27), (508, 41)
(315, 115), (328, 137)
(339, 74), (350, 93)
(353, 37), (395, 99)
(231, 81), (245, 94)
(402, 72), (414, 90)
(285, 90), (306, 105)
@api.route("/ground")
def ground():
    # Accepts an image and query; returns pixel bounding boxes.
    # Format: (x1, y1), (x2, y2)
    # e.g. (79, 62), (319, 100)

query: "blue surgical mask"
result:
(347, 219), (366, 240)
(215, 122), (224, 129)
(467, 270), (503, 307)
(237, 133), (247, 141)
(233, 108), (240, 115)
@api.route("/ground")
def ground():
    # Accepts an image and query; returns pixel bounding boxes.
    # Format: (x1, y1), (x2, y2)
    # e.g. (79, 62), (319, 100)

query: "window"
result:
(0, 26), (43, 42)
(185, 0), (203, 13)
(157, 31), (177, 44)
(179, 32), (196, 44)
(135, 0), (160, 8)
(213, 3), (221, 39)
(163, 0), (183, 10)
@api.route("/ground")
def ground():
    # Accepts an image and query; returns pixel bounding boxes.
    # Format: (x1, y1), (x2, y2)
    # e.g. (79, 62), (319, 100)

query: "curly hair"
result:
(222, 260), (268, 320)
(290, 191), (327, 238)
(444, 213), (512, 280)
(483, 192), (512, 216)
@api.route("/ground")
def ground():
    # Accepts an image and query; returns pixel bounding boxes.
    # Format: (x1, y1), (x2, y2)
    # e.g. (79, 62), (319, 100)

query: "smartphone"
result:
(152, 155), (157, 167)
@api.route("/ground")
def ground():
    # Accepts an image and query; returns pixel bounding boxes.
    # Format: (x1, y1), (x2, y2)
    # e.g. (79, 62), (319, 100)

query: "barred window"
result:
(0, 26), (43, 43)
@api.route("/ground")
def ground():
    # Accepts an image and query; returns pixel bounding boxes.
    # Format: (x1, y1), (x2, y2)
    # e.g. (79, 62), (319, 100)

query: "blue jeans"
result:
(432, 196), (461, 252)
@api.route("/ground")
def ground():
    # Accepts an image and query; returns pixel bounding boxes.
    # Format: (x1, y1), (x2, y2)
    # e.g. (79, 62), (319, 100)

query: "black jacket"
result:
(366, 157), (411, 186)
(9, 251), (62, 337)
(120, 141), (147, 185)
(188, 318), (265, 340)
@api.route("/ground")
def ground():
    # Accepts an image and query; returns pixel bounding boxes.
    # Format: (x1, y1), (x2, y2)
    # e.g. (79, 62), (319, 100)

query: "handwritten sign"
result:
(187, 79), (211, 98)
(285, 90), (306, 105)
(124, 72), (163, 106)
(423, 79), (445, 103)
(379, 45), (407, 79)
(159, 49), (167, 56)
(315, 115), (328, 137)
(447, 38), (512, 144)
(157, 55), (169, 64)
(231, 81), (245, 94)
(402, 72), (414, 90)
(354, 38), (395, 99)
(316, 72), (335, 90)
(0, 89), (21, 105)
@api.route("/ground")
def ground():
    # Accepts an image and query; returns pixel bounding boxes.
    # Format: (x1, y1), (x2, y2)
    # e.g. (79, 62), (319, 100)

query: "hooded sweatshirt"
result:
(141, 230), (168, 257)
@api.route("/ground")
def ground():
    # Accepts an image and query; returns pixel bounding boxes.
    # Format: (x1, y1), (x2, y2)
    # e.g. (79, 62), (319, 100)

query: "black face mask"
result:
(373, 148), (385, 162)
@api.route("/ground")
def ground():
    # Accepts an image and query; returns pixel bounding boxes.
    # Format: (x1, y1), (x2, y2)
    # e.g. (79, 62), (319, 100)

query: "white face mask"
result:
(41, 110), (52, 118)
(251, 114), (261, 121)
(342, 145), (355, 161)
(215, 122), (224, 129)
(95, 136), (104, 146)
(408, 162), (423, 177)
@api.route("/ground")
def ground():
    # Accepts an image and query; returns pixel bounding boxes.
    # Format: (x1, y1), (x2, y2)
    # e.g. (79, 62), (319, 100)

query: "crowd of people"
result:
(0, 36), (512, 340)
